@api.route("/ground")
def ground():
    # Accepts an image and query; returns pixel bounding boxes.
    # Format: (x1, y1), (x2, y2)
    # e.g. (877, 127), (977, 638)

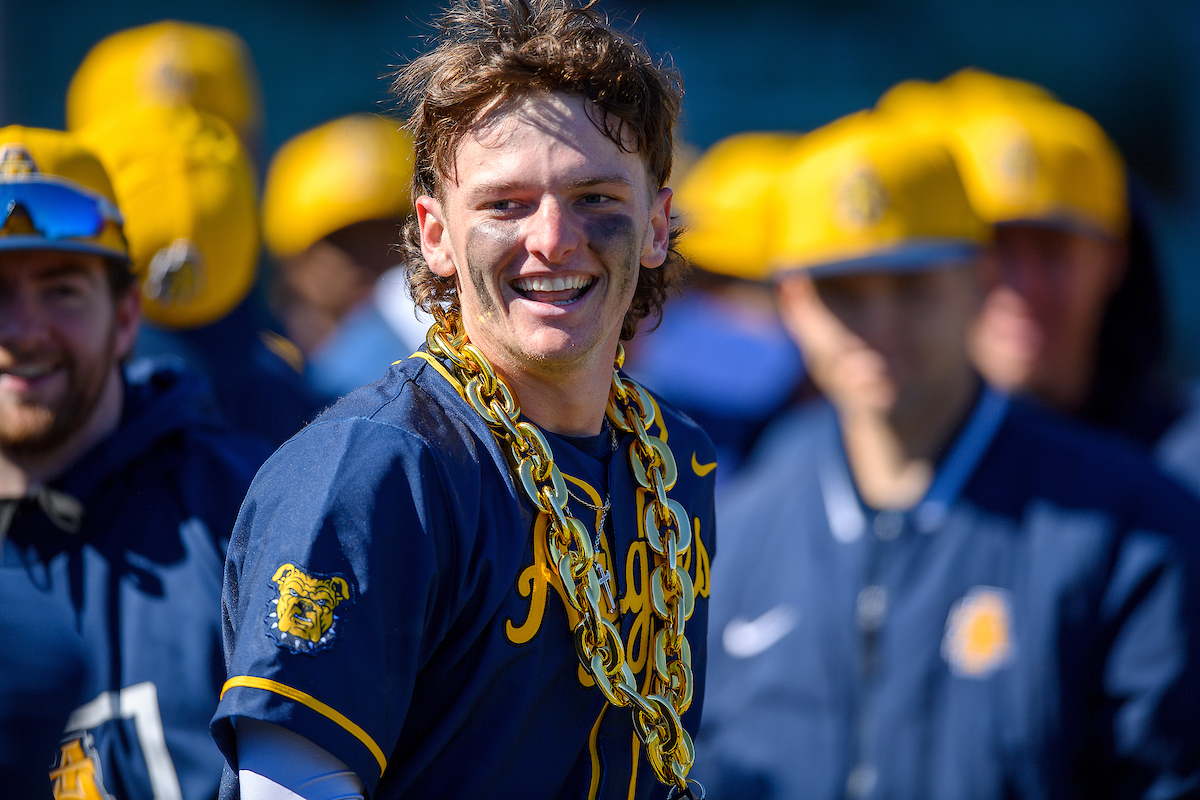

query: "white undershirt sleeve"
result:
(234, 717), (366, 800)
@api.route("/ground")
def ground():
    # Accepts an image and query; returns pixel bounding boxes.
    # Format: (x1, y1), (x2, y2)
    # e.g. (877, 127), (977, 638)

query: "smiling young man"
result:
(0, 127), (271, 800)
(416, 89), (671, 433)
(694, 112), (1200, 800)
(212, 2), (715, 799)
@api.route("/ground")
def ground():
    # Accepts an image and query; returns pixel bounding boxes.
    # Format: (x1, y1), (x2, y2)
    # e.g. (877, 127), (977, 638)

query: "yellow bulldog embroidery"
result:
(267, 563), (354, 654)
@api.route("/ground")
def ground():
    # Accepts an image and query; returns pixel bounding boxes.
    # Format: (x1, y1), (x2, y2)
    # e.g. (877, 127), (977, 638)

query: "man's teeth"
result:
(514, 275), (593, 293)
(3, 364), (52, 379)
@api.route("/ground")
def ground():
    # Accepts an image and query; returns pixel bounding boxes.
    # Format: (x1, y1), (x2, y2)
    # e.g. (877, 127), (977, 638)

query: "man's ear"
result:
(639, 187), (673, 270)
(416, 195), (457, 278)
(113, 283), (141, 360)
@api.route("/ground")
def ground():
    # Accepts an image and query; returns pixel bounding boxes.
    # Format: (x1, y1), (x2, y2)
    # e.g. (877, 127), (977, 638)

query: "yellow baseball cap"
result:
(78, 104), (259, 329)
(0, 126), (129, 261)
(67, 20), (262, 145)
(879, 69), (1127, 240)
(878, 68), (1054, 120)
(262, 114), (415, 260)
(674, 131), (801, 281)
(772, 111), (989, 277)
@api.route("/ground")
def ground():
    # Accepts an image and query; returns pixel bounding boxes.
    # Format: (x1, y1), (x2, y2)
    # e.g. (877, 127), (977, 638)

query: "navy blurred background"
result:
(3, 0), (1198, 368)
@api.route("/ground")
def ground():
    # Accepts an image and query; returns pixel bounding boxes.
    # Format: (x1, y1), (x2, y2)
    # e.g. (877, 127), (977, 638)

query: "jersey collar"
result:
(819, 384), (1010, 542)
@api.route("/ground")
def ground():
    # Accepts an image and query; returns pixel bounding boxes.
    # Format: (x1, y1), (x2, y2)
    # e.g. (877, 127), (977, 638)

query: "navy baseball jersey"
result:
(695, 389), (1200, 800)
(0, 360), (272, 800)
(212, 351), (716, 799)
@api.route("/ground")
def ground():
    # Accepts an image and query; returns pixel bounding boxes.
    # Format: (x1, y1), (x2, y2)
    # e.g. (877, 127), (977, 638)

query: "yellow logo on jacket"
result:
(267, 563), (353, 654)
(941, 586), (1014, 678)
(50, 733), (112, 800)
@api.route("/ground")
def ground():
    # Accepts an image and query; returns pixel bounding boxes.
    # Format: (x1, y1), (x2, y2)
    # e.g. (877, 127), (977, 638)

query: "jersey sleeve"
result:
(236, 718), (365, 800)
(211, 412), (463, 796)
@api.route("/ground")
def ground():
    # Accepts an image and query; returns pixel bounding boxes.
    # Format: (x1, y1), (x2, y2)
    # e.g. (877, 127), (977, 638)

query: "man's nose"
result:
(998, 256), (1053, 310)
(524, 199), (582, 263)
(0, 288), (47, 347)
(859, 295), (903, 347)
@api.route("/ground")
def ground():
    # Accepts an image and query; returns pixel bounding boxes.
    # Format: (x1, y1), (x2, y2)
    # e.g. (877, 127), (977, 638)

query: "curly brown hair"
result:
(391, 0), (687, 340)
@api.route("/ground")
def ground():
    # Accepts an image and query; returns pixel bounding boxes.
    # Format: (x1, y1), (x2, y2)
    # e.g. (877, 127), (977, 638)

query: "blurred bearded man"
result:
(0, 126), (270, 800)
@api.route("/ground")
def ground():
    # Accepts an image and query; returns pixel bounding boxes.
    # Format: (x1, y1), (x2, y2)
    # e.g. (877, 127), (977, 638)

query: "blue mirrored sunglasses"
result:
(0, 178), (123, 241)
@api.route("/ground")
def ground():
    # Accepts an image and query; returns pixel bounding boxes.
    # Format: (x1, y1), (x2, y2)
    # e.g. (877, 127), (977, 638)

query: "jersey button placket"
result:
(856, 585), (888, 633)
(846, 762), (878, 799)
(872, 510), (903, 541)
(852, 510), (905, 800)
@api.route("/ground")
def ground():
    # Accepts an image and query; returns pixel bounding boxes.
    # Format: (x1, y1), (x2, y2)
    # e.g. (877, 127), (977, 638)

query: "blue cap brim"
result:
(777, 239), (981, 280)
(995, 216), (1116, 242)
(0, 235), (130, 262)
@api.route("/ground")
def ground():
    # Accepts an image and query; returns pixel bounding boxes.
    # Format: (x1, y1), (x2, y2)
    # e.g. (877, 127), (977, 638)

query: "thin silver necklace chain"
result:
(564, 417), (618, 550)
(563, 418), (619, 610)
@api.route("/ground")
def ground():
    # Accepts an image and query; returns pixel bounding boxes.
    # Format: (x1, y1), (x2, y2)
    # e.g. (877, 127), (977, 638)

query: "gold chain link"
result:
(425, 306), (697, 789)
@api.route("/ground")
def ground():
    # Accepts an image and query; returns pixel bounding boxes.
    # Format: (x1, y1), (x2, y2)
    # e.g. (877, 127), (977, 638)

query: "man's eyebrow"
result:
(465, 180), (523, 199)
(568, 175), (636, 190)
(36, 263), (94, 281)
(468, 174), (637, 197)
(39, 266), (92, 278)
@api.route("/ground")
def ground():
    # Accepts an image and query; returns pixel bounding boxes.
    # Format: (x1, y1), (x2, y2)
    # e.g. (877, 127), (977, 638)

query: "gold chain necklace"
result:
(425, 306), (698, 792)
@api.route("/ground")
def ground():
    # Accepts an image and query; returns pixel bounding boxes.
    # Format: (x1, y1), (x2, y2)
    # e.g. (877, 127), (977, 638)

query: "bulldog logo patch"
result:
(266, 563), (354, 655)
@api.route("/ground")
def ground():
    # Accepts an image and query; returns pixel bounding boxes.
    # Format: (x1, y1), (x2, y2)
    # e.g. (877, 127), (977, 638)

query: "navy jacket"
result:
(695, 391), (1200, 800)
(0, 360), (272, 800)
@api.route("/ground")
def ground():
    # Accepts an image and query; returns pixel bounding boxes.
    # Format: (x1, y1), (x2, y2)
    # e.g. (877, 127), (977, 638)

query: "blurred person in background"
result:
(0, 126), (271, 800)
(68, 19), (263, 161)
(261, 113), (429, 400)
(879, 69), (1200, 492)
(625, 132), (806, 480)
(78, 103), (321, 446)
(694, 110), (1200, 800)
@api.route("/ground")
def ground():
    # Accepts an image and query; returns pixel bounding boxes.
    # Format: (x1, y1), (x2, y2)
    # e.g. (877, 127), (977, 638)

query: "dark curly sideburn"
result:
(391, 0), (687, 341)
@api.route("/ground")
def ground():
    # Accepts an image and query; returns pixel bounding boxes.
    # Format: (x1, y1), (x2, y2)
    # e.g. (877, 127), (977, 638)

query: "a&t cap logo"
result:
(995, 130), (1038, 203)
(941, 586), (1015, 678)
(144, 237), (206, 306)
(0, 144), (38, 177)
(834, 163), (890, 230)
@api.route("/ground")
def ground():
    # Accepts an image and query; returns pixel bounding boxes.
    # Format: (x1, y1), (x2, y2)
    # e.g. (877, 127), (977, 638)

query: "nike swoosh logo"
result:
(691, 453), (717, 477)
(723, 604), (800, 658)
